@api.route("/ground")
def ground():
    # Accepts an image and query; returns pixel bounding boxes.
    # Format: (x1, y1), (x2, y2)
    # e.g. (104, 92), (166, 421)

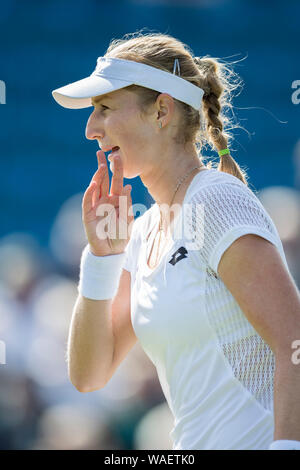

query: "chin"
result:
(124, 170), (139, 179)
(122, 164), (140, 179)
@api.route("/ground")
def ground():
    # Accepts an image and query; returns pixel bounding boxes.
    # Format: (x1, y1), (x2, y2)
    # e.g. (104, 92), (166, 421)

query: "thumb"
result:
(122, 185), (133, 220)
(121, 184), (132, 198)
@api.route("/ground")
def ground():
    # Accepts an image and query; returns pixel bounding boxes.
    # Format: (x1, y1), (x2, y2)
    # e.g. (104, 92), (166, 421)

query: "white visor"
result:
(52, 57), (204, 111)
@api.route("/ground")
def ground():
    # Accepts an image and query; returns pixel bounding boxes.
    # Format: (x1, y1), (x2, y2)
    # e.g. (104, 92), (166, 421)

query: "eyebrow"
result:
(91, 94), (111, 105)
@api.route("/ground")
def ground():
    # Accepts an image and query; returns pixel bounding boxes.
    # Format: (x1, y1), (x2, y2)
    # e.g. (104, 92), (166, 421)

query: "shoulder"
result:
(185, 169), (267, 216)
(182, 168), (282, 255)
(187, 168), (256, 201)
(186, 171), (288, 275)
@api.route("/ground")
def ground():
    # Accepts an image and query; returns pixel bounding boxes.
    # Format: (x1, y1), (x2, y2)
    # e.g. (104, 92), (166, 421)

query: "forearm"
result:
(67, 294), (114, 392)
(273, 347), (300, 441)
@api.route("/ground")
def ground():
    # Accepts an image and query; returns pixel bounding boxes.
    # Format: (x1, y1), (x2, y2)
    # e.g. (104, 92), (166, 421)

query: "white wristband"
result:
(78, 244), (126, 300)
(269, 440), (300, 450)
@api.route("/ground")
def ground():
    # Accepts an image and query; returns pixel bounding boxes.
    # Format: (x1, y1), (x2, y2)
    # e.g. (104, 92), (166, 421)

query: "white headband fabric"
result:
(52, 57), (204, 111)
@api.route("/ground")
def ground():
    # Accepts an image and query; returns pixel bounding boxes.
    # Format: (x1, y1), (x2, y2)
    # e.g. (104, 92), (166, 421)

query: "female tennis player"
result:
(52, 32), (300, 450)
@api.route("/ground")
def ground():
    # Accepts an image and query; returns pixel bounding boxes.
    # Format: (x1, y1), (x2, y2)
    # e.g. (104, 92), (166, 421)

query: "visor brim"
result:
(52, 75), (131, 109)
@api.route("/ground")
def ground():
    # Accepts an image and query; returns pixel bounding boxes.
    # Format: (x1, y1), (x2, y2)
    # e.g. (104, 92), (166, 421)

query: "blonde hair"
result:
(105, 30), (249, 186)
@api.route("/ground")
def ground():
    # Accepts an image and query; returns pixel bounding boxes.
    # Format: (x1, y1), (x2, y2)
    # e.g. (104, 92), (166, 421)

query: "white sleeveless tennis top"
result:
(122, 168), (289, 450)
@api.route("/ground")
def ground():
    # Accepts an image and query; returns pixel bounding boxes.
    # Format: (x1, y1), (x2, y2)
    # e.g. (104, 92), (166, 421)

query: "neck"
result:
(140, 146), (205, 233)
(141, 148), (203, 208)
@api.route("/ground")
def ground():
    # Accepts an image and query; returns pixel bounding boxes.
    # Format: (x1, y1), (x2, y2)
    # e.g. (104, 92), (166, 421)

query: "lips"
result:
(100, 145), (120, 152)
(108, 147), (121, 169)
(110, 146), (121, 157)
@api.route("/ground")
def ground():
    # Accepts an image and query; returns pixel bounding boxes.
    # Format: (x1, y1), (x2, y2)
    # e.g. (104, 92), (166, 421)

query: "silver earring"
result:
(158, 121), (162, 129)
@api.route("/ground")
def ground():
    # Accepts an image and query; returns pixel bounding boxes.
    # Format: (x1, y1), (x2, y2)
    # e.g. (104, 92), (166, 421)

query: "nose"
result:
(85, 110), (103, 141)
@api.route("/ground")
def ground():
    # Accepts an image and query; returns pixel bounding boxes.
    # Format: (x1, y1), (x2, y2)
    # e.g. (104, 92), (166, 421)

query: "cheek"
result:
(106, 115), (122, 134)
(109, 108), (153, 153)
(127, 118), (153, 147)
(114, 117), (143, 146)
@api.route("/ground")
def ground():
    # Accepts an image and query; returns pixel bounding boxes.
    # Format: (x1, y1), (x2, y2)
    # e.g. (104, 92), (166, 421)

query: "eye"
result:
(92, 103), (109, 112)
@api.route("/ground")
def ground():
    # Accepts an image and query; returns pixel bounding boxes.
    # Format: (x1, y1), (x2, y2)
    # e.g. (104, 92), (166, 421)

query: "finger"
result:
(82, 181), (97, 215)
(120, 185), (133, 221)
(92, 165), (105, 207)
(97, 151), (109, 196)
(122, 185), (135, 238)
(126, 186), (134, 224)
(97, 149), (106, 167)
(121, 185), (133, 216)
(110, 155), (123, 196)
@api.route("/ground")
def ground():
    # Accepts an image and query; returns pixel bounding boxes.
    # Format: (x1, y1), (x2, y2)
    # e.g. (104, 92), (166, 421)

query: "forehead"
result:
(91, 94), (112, 105)
(91, 88), (137, 106)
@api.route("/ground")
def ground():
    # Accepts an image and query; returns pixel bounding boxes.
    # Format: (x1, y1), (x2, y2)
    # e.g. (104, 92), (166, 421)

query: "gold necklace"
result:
(149, 165), (203, 268)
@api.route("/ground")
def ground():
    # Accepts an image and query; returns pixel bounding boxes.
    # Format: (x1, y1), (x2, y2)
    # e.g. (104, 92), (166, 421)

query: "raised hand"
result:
(82, 150), (134, 256)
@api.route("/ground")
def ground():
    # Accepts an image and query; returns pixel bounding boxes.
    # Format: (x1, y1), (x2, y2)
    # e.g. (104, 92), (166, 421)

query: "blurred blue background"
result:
(0, 0), (299, 450)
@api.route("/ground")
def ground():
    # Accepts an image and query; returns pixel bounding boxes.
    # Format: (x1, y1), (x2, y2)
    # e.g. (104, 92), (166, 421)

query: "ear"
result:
(155, 93), (175, 126)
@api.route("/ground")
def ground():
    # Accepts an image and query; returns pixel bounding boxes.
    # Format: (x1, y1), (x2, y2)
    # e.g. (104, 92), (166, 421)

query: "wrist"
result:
(78, 244), (126, 300)
(89, 246), (125, 257)
(269, 440), (300, 450)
